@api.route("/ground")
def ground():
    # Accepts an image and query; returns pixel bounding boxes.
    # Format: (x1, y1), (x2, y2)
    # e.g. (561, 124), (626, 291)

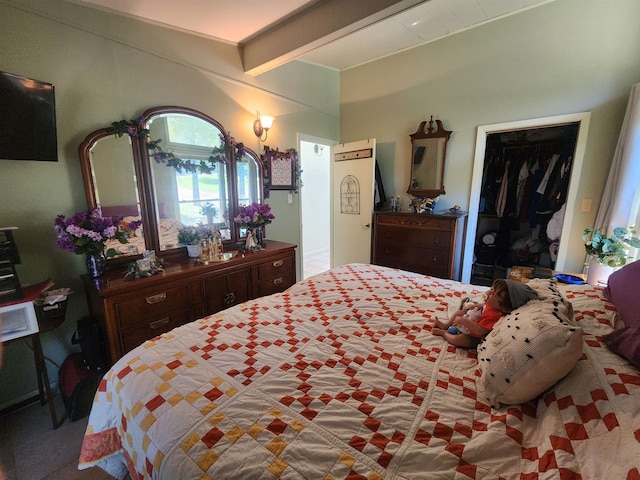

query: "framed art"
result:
(263, 147), (299, 191)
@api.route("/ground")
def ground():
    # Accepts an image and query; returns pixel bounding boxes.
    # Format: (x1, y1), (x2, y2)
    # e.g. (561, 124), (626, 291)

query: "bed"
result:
(78, 263), (640, 479)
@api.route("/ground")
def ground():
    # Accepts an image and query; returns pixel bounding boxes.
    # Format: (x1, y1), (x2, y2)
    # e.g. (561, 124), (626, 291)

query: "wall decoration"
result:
(262, 147), (301, 194)
(340, 175), (360, 214)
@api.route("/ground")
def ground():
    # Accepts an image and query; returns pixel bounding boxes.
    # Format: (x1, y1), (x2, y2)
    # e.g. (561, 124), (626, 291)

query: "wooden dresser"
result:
(372, 212), (467, 280)
(83, 240), (296, 365)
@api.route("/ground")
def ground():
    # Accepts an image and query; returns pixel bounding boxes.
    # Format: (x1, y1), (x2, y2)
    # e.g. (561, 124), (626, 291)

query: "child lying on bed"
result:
(432, 279), (538, 349)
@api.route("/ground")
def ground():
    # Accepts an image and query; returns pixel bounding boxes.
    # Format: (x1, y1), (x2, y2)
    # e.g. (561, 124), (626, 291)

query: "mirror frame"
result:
(407, 117), (452, 199)
(79, 105), (263, 265)
(79, 126), (149, 266)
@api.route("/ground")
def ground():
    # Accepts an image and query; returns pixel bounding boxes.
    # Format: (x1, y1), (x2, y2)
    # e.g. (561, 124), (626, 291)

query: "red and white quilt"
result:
(79, 263), (640, 479)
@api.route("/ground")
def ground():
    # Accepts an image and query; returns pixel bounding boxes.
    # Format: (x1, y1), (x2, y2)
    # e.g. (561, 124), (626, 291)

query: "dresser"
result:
(372, 212), (467, 280)
(83, 240), (296, 365)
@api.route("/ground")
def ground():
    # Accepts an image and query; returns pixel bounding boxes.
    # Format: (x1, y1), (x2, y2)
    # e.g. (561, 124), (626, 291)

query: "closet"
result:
(471, 123), (579, 285)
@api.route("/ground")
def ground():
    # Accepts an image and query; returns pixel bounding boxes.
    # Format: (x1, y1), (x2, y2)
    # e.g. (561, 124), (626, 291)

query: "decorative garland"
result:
(110, 119), (245, 175)
(110, 118), (301, 198)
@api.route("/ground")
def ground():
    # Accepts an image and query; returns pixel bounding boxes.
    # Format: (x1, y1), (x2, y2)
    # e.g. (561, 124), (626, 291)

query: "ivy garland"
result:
(110, 119), (301, 197)
(110, 119), (244, 175)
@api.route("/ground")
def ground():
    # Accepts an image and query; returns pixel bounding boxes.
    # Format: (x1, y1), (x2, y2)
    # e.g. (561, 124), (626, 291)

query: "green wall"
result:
(340, 0), (640, 277)
(0, 0), (338, 407)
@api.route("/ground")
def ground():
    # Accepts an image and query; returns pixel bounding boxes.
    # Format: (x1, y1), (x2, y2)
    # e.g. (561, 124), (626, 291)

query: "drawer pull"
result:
(432, 255), (438, 263)
(149, 317), (170, 329)
(272, 259), (284, 268)
(223, 292), (236, 306)
(273, 277), (284, 285)
(146, 293), (167, 304)
(433, 237), (439, 245)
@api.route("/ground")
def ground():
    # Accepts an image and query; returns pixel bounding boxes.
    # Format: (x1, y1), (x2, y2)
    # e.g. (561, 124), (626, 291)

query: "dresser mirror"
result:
(407, 116), (452, 198)
(79, 105), (263, 265)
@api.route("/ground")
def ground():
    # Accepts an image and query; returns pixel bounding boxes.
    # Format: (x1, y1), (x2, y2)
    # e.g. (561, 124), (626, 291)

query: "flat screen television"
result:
(0, 71), (58, 162)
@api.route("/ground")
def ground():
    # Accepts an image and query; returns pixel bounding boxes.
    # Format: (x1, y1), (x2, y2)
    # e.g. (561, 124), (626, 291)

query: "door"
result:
(299, 138), (332, 279)
(463, 112), (591, 283)
(331, 139), (376, 267)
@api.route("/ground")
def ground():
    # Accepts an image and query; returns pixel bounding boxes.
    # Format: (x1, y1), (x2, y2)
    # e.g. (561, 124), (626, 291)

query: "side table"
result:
(5, 313), (67, 429)
(32, 314), (67, 429)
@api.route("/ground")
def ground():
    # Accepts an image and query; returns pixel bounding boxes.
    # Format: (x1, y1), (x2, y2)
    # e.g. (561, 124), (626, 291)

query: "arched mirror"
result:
(79, 105), (263, 265)
(143, 107), (234, 252)
(407, 116), (452, 198)
(79, 127), (147, 261)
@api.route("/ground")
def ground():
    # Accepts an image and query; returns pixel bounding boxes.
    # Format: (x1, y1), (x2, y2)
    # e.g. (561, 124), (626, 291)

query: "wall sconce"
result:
(253, 111), (274, 142)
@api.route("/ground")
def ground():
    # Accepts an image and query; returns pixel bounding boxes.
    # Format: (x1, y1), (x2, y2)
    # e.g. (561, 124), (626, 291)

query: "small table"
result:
(5, 312), (67, 429)
(32, 314), (67, 429)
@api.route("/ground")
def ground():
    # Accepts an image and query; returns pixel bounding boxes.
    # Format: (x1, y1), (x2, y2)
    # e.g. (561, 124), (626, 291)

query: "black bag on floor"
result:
(58, 352), (102, 421)
(71, 315), (107, 373)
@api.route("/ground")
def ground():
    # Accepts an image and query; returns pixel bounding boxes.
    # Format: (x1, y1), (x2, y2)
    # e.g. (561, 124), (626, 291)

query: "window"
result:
(164, 118), (229, 227)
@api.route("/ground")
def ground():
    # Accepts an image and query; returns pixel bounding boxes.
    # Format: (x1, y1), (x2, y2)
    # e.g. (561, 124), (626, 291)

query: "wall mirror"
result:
(79, 105), (263, 265)
(407, 116), (452, 198)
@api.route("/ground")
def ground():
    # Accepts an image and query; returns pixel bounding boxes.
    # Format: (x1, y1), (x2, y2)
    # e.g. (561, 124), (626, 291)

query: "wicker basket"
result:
(34, 299), (67, 321)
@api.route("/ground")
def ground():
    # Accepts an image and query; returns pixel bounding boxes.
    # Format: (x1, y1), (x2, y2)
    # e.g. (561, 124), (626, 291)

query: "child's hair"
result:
(491, 279), (513, 312)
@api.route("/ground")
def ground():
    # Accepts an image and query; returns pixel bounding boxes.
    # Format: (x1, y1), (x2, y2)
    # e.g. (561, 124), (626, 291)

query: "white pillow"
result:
(477, 278), (582, 407)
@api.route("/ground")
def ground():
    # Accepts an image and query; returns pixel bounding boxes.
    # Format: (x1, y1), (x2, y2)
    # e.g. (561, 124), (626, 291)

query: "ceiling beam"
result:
(240, 0), (427, 76)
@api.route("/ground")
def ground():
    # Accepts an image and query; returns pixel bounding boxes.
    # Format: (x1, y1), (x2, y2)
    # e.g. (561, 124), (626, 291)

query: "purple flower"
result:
(233, 202), (275, 227)
(53, 208), (138, 256)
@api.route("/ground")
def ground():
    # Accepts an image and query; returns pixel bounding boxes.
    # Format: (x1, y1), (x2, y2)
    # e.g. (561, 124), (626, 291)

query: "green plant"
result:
(200, 202), (218, 217)
(583, 225), (640, 267)
(177, 225), (216, 245)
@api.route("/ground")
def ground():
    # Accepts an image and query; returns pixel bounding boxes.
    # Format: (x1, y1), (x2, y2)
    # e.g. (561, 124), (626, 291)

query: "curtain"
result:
(588, 82), (640, 284)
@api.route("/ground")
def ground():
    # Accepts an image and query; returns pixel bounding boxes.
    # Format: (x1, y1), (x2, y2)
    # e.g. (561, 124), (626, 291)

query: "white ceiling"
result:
(70, 0), (554, 72)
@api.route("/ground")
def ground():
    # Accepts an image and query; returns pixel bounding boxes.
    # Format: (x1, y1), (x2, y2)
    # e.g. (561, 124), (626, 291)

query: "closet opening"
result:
(470, 123), (580, 286)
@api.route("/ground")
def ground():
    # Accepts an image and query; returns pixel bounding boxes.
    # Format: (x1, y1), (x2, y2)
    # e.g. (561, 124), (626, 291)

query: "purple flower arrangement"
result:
(233, 203), (275, 228)
(54, 208), (142, 257)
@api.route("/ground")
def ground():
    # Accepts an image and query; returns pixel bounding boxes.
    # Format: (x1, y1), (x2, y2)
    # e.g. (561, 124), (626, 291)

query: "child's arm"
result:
(452, 307), (490, 337)
(460, 302), (481, 315)
(460, 319), (490, 337)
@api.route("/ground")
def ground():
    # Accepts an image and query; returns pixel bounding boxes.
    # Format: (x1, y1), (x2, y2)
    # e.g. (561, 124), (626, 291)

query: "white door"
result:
(331, 139), (376, 267)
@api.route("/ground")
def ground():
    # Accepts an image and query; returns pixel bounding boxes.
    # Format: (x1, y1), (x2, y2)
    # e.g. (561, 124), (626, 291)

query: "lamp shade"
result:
(260, 115), (274, 130)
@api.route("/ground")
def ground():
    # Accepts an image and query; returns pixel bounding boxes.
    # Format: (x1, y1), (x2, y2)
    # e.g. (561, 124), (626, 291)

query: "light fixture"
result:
(253, 111), (274, 142)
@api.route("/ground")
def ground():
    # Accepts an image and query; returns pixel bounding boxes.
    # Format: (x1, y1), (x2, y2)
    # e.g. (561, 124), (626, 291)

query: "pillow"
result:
(100, 204), (140, 217)
(603, 259), (640, 328)
(604, 324), (640, 367)
(602, 260), (640, 369)
(478, 278), (582, 407)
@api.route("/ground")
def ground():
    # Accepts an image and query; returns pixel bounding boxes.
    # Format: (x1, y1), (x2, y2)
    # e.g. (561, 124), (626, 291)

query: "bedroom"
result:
(1, 0), (639, 477)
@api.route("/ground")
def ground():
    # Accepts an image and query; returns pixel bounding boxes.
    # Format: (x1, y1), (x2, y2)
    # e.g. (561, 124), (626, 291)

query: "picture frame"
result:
(263, 147), (297, 191)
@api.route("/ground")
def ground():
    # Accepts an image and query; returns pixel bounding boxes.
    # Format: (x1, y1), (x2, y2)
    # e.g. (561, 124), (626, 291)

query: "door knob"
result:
(363, 223), (371, 228)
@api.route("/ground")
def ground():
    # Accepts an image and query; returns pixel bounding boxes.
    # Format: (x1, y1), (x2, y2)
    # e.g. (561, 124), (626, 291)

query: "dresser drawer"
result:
(256, 256), (294, 280)
(256, 272), (295, 297)
(375, 214), (454, 231)
(119, 307), (198, 354)
(376, 224), (452, 251)
(375, 250), (449, 278)
(115, 283), (202, 327)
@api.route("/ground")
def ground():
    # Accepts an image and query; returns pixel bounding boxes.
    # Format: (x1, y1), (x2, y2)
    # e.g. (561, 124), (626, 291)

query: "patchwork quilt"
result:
(78, 263), (640, 479)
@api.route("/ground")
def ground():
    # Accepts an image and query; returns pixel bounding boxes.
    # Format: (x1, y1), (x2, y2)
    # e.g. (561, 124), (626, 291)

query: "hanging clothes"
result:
(536, 153), (560, 197)
(496, 160), (510, 218)
(374, 160), (387, 211)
